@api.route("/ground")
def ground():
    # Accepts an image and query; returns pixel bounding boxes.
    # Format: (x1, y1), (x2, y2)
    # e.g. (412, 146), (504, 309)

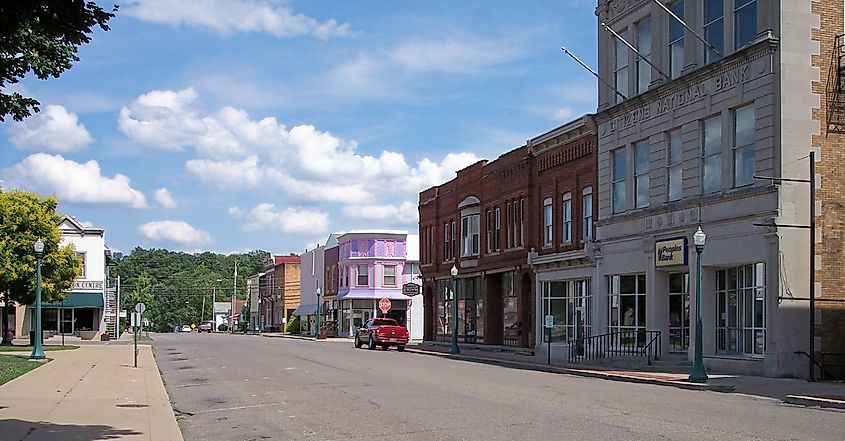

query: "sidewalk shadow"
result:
(0, 419), (142, 440)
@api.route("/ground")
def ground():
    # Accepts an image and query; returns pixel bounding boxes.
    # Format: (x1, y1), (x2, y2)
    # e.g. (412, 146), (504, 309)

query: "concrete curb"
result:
(784, 395), (845, 410)
(405, 348), (735, 393)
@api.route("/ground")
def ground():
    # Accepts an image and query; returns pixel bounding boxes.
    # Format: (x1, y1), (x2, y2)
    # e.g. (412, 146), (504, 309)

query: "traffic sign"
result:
(135, 303), (146, 314)
(378, 297), (392, 313)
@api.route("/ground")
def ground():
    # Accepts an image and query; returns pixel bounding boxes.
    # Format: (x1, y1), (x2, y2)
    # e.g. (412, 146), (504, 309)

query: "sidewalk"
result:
(0, 345), (182, 440)
(408, 343), (845, 410)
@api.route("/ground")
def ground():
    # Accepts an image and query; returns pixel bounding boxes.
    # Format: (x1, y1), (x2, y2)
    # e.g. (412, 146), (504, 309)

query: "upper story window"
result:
(518, 199), (525, 246)
(704, 0), (724, 63)
(383, 265), (396, 286)
(667, 129), (683, 201)
(562, 193), (572, 243)
(357, 264), (369, 286)
(486, 209), (494, 254)
(450, 220), (456, 258)
(733, 105), (755, 187)
(636, 17), (652, 94)
(668, 0), (684, 78)
(634, 141), (650, 208)
(461, 214), (480, 257)
(543, 197), (553, 246)
(582, 187), (593, 240)
(612, 148), (627, 214)
(494, 207), (501, 251)
(506, 202), (513, 248)
(444, 222), (451, 261)
(77, 252), (87, 279)
(734, 0), (757, 49)
(703, 115), (723, 194)
(614, 29), (630, 104)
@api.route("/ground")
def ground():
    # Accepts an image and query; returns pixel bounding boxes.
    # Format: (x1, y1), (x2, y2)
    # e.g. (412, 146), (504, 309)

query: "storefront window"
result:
(668, 273), (690, 351)
(608, 274), (646, 347)
(716, 263), (765, 356)
(542, 279), (592, 343)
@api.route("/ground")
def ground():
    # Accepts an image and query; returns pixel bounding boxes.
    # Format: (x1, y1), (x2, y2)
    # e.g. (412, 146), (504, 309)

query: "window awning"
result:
(292, 304), (318, 316)
(337, 288), (412, 300)
(41, 292), (104, 308)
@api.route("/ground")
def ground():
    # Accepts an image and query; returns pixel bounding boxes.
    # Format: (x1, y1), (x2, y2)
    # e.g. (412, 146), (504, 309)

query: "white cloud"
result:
(551, 106), (573, 121)
(154, 188), (177, 208)
(341, 201), (418, 224)
(239, 203), (329, 234)
(123, 0), (351, 39)
(120, 88), (480, 206)
(138, 220), (211, 245)
(228, 206), (244, 217)
(7, 105), (93, 152)
(0, 154), (147, 208)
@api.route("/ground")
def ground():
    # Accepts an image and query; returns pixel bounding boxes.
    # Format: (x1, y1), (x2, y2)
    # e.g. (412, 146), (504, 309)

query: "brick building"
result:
(592, 0), (845, 378)
(259, 254), (301, 331)
(419, 116), (597, 349)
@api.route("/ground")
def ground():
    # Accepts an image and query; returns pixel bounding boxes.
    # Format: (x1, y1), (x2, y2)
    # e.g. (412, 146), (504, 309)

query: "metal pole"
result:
(316, 288), (321, 338)
(689, 236), (708, 382)
(601, 23), (671, 81)
(30, 248), (45, 360)
(133, 313), (138, 368)
(547, 328), (551, 365)
(116, 275), (120, 339)
(560, 47), (628, 101)
(258, 298), (262, 334)
(61, 300), (65, 347)
(810, 151), (816, 381)
(650, 0), (721, 59)
(450, 271), (459, 354)
(231, 261), (237, 334)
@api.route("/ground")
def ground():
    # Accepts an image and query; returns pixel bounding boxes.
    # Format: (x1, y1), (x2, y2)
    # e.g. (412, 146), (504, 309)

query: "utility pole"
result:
(231, 261), (238, 334)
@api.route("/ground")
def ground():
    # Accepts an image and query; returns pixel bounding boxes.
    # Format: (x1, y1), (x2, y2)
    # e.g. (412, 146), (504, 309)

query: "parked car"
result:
(354, 318), (409, 351)
(178, 325), (193, 333)
(198, 321), (214, 333)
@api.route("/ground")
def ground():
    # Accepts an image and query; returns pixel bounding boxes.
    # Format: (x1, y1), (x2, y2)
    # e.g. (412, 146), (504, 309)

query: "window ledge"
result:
(706, 354), (764, 362)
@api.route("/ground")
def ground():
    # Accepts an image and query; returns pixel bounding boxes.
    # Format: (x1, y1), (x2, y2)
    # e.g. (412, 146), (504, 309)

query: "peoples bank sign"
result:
(655, 237), (687, 267)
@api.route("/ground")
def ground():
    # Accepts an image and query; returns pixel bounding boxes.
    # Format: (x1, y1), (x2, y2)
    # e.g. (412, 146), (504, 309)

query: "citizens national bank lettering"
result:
(600, 58), (768, 136)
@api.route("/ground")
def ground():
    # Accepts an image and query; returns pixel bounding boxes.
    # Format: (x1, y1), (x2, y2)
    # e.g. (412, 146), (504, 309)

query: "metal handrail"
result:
(568, 330), (661, 364)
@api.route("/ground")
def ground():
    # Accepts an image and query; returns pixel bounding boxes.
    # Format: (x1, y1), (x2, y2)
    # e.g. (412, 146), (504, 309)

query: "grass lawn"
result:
(0, 345), (78, 352)
(0, 354), (46, 385)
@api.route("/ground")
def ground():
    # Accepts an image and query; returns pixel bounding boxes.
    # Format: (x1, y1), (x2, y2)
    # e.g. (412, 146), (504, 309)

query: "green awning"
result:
(42, 292), (104, 308)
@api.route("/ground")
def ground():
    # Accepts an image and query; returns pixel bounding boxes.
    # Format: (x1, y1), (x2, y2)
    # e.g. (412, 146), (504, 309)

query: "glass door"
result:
(60, 308), (74, 335)
(668, 273), (690, 352)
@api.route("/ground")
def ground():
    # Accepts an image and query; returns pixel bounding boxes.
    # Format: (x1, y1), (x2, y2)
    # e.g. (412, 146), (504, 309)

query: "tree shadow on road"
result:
(0, 419), (142, 440)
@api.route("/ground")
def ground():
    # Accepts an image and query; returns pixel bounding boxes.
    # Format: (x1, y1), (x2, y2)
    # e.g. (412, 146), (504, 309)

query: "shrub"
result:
(285, 315), (301, 334)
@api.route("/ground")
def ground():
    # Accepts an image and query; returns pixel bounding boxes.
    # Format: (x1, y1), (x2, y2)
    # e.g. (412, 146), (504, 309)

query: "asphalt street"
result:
(154, 333), (845, 441)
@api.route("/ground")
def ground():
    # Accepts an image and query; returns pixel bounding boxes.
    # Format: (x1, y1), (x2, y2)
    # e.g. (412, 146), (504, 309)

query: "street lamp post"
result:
(30, 239), (45, 360)
(257, 296), (262, 334)
(689, 226), (708, 383)
(449, 265), (460, 354)
(315, 287), (322, 339)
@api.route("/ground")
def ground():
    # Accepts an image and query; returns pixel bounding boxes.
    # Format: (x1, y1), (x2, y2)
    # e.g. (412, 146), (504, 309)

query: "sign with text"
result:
(545, 315), (554, 328)
(655, 237), (688, 267)
(402, 283), (420, 296)
(73, 280), (103, 290)
(378, 297), (392, 313)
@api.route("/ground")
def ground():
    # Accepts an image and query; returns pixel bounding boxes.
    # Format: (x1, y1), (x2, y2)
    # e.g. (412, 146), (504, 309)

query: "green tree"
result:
(0, 191), (82, 343)
(121, 272), (153, 314)
(0, 1), (117, 122)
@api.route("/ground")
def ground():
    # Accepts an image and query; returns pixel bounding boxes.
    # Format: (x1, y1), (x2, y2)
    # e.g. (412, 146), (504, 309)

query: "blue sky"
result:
(0, 0), (598, 255)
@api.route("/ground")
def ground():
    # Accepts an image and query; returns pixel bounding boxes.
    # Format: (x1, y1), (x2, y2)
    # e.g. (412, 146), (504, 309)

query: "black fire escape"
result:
(826, 34), (845, 134)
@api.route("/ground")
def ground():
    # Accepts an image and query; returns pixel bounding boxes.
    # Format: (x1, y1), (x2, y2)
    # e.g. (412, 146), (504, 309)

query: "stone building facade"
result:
(593, 0), (844, 378)
(419, 116), (597, 350)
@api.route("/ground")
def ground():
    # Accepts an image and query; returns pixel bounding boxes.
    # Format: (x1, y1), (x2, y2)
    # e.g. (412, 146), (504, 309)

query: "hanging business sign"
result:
(655, 237), (688, 267)
(402, 283), (420, 296)
(73, 280), (103, 290)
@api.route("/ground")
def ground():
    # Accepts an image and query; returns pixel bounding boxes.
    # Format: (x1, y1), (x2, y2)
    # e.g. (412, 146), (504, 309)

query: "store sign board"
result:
(402, 283), (420, 296)
(73, 280), (103, 290)
(655, 237), (688, 267)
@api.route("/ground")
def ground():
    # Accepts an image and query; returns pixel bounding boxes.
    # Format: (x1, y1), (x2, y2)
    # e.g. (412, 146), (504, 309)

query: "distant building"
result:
(259, 254), (301, 332)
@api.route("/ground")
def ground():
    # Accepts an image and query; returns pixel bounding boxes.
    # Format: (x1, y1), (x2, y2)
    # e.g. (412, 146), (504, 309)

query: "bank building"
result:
(591, 0), (845, 378)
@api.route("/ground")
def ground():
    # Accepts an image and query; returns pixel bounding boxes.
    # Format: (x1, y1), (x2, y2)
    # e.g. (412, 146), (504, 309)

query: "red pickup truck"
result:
(354, 318), (409, 351)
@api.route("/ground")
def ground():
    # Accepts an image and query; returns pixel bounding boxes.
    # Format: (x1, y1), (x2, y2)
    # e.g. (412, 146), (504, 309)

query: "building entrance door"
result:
(60, 308), (74, 335)
(668, 273), (690, 352)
